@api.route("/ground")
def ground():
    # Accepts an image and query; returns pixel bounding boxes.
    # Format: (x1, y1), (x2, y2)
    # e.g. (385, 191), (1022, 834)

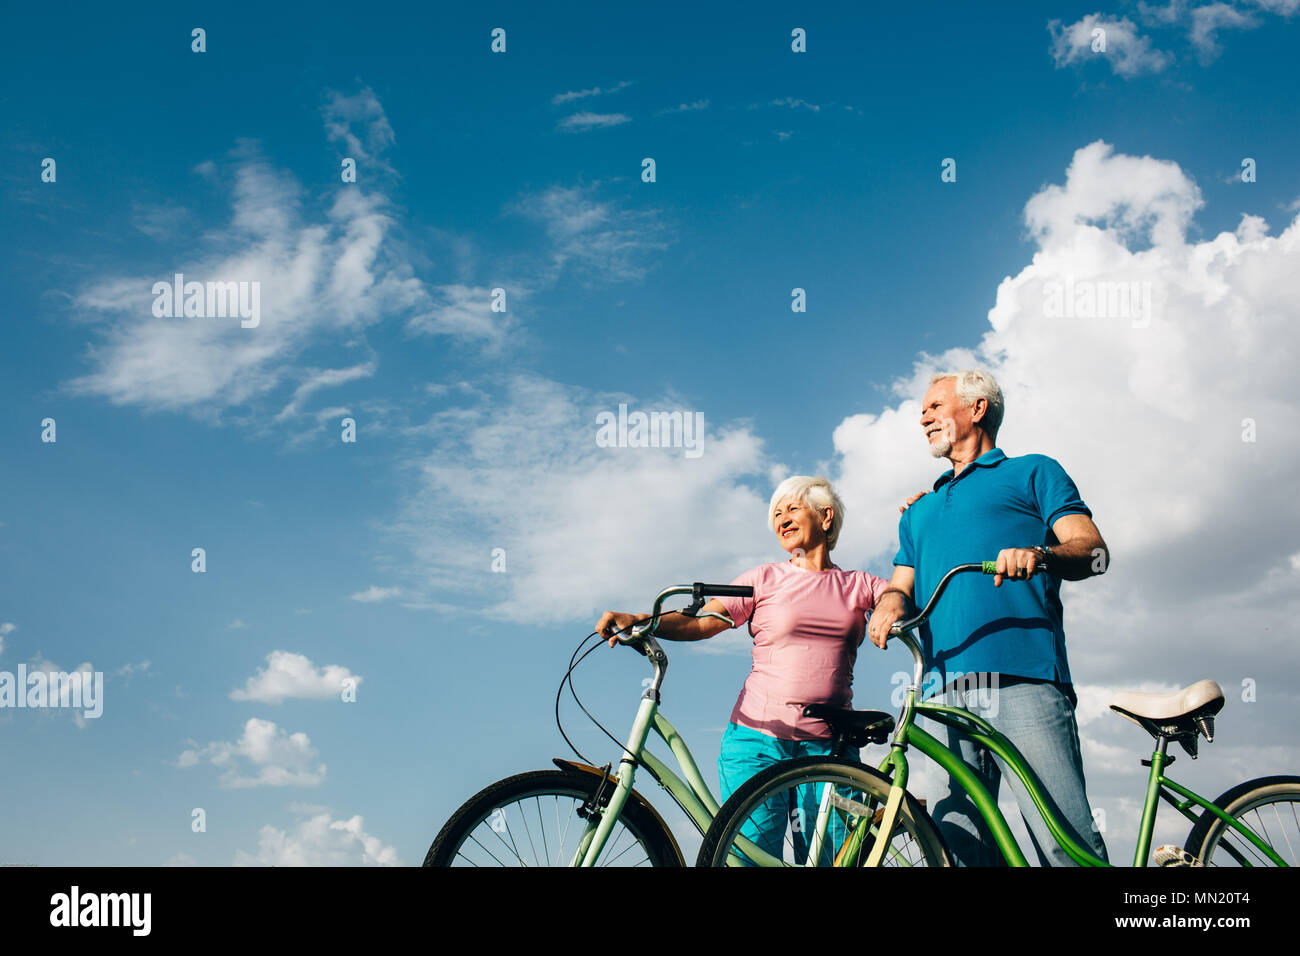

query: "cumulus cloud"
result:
(177, 717), (326, 788)
(0, 621), (13, 655)
(229, 650), (361, 704)
(1048, 14), (1172, 76)
(234, 803), (402, 866)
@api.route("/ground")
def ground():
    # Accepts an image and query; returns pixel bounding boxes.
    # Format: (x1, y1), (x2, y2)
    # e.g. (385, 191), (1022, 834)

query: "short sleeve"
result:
(853, 571), (891, 611)
(1032, 457), (1093, 527)
(714, 565), (762, 629)
(893, 508), (916, 568)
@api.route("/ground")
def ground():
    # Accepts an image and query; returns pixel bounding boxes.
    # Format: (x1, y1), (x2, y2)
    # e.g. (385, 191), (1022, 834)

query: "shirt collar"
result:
(933, 447), (1006, 490)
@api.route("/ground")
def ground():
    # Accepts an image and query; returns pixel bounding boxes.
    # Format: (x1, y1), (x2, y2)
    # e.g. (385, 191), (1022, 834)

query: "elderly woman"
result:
(596, 475), (890, 863)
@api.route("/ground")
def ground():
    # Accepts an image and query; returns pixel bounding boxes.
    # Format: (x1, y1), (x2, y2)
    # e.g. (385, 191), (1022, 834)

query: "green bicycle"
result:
(425, 580), (796, 867)
(699, 560), (1300, 867)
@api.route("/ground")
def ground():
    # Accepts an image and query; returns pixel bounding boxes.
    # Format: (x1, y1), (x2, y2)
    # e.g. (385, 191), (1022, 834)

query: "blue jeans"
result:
(926, 678), (1109, 866)
(718, 722), (860, 865)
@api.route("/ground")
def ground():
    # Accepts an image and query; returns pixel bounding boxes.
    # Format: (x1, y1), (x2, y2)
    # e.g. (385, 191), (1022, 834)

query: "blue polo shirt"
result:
(893, 448), (1090, 687)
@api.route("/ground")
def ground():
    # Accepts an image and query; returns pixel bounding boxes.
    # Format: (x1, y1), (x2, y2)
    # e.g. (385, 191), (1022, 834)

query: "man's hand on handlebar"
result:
(596, 611), (643, 647)
(992, 547), (1047, 587)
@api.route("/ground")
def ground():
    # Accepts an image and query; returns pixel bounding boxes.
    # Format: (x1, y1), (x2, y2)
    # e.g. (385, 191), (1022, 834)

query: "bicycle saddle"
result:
(1109, 680), (1224, 755)
(801, 706), (895, 747)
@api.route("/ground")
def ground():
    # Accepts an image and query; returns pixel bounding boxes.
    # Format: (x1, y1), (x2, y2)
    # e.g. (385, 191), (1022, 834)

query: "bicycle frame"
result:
(867, 628), (1289, 866)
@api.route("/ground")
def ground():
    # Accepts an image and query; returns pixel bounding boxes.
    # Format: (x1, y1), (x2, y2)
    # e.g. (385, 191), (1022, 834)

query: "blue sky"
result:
(3, 1), (1299, 865)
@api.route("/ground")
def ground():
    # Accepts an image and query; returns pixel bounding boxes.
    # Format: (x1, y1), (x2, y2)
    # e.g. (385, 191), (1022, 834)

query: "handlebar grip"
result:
(980, 557), (1049, 574)
(695, 584), (754, 598)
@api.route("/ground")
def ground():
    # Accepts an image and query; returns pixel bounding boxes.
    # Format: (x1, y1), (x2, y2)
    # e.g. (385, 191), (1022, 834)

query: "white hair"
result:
(768, 476), (845, 550)
(930, 369), (1005, 441)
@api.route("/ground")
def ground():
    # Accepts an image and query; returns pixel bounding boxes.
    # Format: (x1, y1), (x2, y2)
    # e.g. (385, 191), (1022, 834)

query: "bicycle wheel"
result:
(697, 756), (950, 867)
(424, 769), (683, 867)
(1183, 775), (1300, 867)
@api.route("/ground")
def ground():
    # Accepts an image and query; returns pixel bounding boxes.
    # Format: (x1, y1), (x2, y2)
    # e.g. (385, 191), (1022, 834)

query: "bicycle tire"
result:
(697, 756), (951, 867)
(1183, 774), (1300, 867)
(424, 769), (684, 867)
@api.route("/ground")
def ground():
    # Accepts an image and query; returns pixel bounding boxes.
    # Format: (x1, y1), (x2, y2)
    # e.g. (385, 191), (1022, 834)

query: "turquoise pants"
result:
(717, 722), (860, 865)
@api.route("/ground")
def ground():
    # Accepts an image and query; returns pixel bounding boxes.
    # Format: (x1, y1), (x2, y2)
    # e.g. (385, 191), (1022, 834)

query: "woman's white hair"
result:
(930, 369), (1005, 441)
(768, 475), (845, 550)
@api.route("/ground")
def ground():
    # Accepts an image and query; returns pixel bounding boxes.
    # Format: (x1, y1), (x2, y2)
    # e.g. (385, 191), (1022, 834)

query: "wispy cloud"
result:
(350, 585), (401, 603)
(557, 111), (633, 132)
(552, 80), (633, 104)
(506, 183), (672, 286)
(656, 99), (709, 114)
(322, 86), (397, 175)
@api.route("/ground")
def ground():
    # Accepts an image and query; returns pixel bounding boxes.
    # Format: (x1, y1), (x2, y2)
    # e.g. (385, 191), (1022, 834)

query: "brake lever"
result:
(679, 596), (706, 618)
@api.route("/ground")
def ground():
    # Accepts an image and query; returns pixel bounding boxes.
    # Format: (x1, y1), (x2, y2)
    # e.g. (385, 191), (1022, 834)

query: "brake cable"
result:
(554, 610), (687, 766)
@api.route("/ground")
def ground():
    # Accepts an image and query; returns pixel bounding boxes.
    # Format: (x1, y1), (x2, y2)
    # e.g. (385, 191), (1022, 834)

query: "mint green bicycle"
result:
(699, 561), (1300, 867)
(425, 580), (784, 866)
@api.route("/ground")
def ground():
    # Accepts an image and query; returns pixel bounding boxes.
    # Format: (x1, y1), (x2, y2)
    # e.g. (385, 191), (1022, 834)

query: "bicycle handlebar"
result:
(615, 582), (754, 647)
(887, 557), (1048, 638)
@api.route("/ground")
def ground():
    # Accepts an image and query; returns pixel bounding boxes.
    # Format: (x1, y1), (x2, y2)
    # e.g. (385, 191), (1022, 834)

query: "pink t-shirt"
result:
(715, 561), (890, 741)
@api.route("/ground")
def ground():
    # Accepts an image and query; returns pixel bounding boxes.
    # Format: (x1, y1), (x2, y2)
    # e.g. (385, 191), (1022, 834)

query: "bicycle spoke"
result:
(534, 796), (550, 864)
(1272, 802), (1296, 865)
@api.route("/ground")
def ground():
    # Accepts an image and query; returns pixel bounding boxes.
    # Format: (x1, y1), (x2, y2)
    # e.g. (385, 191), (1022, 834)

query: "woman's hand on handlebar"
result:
(596, 611), (643, 647)
(866, 591), (908, 649)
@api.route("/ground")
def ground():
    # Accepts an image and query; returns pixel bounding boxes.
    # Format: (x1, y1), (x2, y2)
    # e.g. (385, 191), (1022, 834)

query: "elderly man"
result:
(866, 370), (1109, 866)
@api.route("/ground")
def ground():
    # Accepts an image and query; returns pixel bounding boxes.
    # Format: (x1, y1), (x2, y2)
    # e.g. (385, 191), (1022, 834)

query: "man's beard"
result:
(929, 436), (953, 458)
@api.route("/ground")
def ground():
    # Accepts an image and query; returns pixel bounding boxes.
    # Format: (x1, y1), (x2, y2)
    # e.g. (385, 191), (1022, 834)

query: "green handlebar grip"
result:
(981, 561), (998, 574)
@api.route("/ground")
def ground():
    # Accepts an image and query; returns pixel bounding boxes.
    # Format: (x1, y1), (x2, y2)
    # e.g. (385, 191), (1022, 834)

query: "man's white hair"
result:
(930, 369), (1005, 441)
(768, 475), (845, 550)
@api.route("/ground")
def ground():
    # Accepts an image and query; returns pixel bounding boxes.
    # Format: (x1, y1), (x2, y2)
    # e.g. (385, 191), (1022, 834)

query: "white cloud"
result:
(163, 852), (197, 867)
(229, 650), (361, 704)
(405, 283), (516, 347)
(321, 86), (396, 174)
(552, 81), (633, 104)
(556, 112), (632, 132)
(234, 804), (402, 866)
(506, 183), (672, 286)
(1189, 2), (1258, 61)
(274, 360), (377, 421)
(350, 585), (401, 603)
(1048, 14), (1172, 77)
(0, 621), (13, 655)
(767, 97), (821, 112)
(62, 91), (494, 418)
(177, 717), (326, 788)
(392, 374), (778, 624)
(656, 99), (709, 114)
